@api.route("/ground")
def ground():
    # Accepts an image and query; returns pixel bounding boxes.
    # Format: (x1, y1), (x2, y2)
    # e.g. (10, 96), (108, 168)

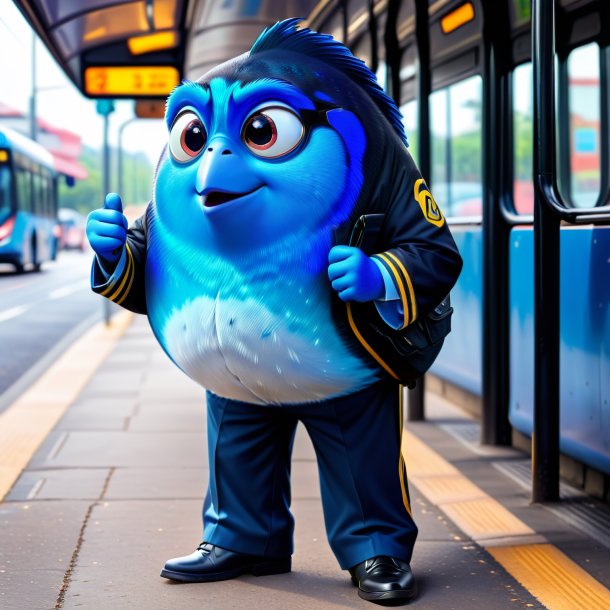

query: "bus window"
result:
(0, 162), (14, 223)
(567, 43), (601, 208)
(513, 62), (534, 214)
(49, 175), (58, 218)
(15, 157), (32, 214)
(400, 100), (418, 167)
(430, 76), (483, 217)
(43, 171), (53, 218)
(32, 169), (44, 217)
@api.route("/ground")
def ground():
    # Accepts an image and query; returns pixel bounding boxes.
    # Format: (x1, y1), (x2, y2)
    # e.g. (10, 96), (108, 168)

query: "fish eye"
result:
(242, 107), (304, 158)
(169, 110), (207, 163)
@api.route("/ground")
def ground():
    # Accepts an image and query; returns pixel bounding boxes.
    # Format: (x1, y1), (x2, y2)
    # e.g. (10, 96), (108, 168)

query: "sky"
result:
(0, 0), (168, 163)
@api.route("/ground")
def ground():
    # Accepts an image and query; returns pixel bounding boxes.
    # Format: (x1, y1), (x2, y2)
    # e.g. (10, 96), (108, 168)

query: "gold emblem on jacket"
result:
(414, 179), (445, 227)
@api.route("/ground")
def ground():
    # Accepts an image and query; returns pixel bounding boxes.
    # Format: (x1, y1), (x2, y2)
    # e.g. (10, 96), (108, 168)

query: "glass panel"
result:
(42, 0), (131, 25)
(0, 165), (14, 223)
(32, 171), (43, 216)
(50, 177), (58, 217)
(53, 2), (149, 55)
(513, 62), (534, 214)
(510, 0), (531, 27)
(347, 0), (368, 25)
(15, 165), (32, 214)
(568, 43), (601, 208)
(44, 172), (53, 218)
(400, 100), (418, 166)
(431, 76), (483, 217)
(431, 87), (449, 206)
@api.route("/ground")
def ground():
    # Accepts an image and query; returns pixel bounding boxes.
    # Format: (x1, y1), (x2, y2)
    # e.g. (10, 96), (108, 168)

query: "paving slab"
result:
(292, 424), (317, 462)
(102, 459), (320, 503)
(410, 540), (544, 610)
(61, 498), (368, 610)
(104, 468), (208, 501)
(0, 500), (91, 610)
(37, 431), (209, 469)
(67, 397), (139, 413)
(56, 409), (132, 431)
(127, 403), (205, 433)
(78, 372), (143, 399)
(6, 468), (110, 502)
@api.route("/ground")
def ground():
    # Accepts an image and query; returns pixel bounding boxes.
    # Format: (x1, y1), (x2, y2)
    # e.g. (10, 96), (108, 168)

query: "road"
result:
(0, 249), (114, 407)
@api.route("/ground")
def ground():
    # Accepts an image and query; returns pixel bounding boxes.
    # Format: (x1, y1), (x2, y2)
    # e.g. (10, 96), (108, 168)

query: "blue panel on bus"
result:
(431, 226), (483, 395)
(509, 226), (610, 475)
(574, 128), (598, 154)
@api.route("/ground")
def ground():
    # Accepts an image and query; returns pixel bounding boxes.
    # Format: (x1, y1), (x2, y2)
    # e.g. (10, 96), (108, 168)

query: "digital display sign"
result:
(84, 66), (180, 97)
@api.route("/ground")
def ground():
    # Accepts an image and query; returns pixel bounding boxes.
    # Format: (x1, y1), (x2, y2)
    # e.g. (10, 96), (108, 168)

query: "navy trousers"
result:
(202, 379), (418, 570)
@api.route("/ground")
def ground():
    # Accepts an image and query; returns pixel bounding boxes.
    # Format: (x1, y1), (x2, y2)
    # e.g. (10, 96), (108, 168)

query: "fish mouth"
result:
(201, 185), (264, 208)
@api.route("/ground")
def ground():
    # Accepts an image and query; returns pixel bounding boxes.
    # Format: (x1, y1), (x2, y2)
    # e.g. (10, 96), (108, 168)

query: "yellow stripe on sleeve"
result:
(375, 252), (411, 328)
(385, 251), (417, 323)
(108, 244), (134, 302)
(116, 257), (136, 306)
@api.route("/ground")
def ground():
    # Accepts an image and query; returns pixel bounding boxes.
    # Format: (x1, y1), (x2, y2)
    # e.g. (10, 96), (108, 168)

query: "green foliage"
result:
(58, 145), (154, 214)
(514, 110), (533, 181)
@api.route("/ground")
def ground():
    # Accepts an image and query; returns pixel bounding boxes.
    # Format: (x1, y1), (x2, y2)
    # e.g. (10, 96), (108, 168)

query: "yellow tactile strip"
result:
(0, 311), (133, 502)
(402, 429), (610, 610)
(489, 544), (610, 610)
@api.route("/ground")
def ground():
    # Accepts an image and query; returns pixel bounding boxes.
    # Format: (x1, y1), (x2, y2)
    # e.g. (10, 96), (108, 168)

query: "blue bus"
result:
(0, 126), (59, 273)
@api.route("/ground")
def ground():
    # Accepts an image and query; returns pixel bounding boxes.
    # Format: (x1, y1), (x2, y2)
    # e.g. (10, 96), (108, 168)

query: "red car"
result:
(57, 207), (87, 251)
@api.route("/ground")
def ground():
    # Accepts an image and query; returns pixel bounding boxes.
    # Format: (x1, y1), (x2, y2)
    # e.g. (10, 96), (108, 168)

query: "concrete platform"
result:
(1, 315), (608, 609)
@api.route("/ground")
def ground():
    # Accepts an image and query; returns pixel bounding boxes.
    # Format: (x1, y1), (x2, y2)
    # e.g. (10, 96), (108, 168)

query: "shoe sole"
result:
(352, 576), (417, 604)
(357, 587), (417, 603)
(160, 558), (291, 583)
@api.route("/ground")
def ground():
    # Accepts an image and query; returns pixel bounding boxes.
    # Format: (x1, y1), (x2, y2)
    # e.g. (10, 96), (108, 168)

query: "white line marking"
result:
(49, 281), (87, 300)
(27, 478), (45, 500)
(0, 305), (30, 322)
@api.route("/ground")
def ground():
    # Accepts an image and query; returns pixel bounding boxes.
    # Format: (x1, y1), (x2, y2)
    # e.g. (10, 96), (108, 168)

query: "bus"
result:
(307, 0), (610, 494)
(0, 125), (59, 273)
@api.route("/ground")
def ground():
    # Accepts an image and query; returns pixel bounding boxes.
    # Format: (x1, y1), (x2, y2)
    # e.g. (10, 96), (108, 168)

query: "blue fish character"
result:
(87, 18), (462, 603)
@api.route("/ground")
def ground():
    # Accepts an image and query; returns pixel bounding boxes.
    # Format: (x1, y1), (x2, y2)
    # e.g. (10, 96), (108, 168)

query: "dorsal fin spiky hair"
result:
(249, 18), (407, 146)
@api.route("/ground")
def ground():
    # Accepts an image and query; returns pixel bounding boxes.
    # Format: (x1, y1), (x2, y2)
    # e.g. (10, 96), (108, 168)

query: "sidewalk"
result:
(1, 315), (550, 609)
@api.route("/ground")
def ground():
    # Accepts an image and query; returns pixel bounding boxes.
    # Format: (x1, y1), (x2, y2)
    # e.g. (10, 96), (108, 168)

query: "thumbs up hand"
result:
(86, 193), (129, 274)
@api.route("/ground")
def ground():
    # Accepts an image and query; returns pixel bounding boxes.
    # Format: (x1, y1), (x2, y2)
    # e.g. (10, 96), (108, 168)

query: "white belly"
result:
(161, 294), (378, 405)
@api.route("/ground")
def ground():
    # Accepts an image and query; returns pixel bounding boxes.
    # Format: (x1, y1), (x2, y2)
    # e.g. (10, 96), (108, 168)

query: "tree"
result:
(58, 145), (154, 213)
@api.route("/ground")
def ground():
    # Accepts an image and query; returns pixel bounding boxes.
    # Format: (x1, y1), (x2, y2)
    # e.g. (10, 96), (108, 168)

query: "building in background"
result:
(0, 101), (88, 183)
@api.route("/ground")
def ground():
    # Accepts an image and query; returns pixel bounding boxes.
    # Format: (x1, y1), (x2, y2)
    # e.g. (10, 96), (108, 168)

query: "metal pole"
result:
(118, 117), (136, 198)
(103, 113), (111, 326)
(481, 0), (512, 445)
(408, 0), (432, 421)
(532, 0), (560, 502)
(29, 32), (37, 141)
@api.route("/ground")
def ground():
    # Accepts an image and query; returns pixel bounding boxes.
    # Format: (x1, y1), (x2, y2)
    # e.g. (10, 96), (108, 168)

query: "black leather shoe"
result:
(349, 556), (417, 604)
(160, 542), (291, 583)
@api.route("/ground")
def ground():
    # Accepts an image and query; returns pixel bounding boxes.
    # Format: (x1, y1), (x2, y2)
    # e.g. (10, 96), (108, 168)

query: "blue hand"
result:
(86, 193), (128, 274)
(328, 245), (384, 302)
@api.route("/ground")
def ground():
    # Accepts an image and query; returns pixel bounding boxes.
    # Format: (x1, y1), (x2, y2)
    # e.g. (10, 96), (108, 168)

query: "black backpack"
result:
(338, 214), (453, 388)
